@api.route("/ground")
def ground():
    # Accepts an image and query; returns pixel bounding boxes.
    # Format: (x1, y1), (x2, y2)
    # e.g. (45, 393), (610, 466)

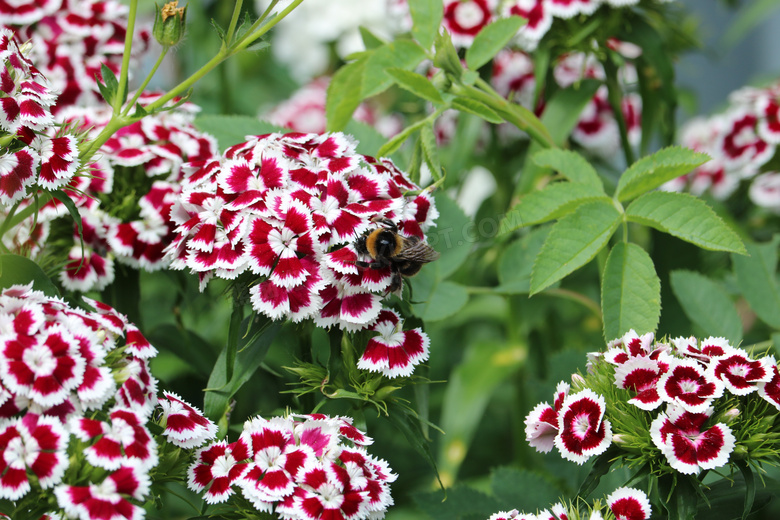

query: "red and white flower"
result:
(356, 309), (430, 378)
(442, 0), (496, 48)
(650, 405), (735, 474)
(718, 109), (773, 176)
(758, 364), (780, 411)
(503, 0), (552, 50)
(524, 381), (570, 453)
(614, 356), (666, 410)
(656, 359), (723, 413)
(606, 487), (651, 520)
(55, 463), (150, 520)
(0, 414), (69, 500)
(188, 439), (251, 504)
(709, 350), (774, 395)
(157, 391), (217, 449)
(749, 171), (780, 212)
(554, 389), (612, 464)
(71, 408), (158, 471)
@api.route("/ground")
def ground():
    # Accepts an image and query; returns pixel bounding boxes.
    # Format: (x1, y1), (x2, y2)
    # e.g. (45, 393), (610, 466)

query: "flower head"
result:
(157, 391), (217, 449)
(554, 389), (612, 464)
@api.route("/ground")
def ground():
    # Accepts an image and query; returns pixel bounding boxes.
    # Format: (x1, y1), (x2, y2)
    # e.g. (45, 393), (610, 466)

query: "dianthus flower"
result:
(189, 413), (396, 520)
(166, 132), (438, 339)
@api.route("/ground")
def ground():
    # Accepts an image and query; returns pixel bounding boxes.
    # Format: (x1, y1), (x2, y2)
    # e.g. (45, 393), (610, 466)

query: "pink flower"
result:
(356, 309), (430, 378)
(709, 351), (774, 395)
(650, 405), (735, 474)
(656, 359), (723, 413)
(0, 414), (68, 500)
(554, 389), (612, 464)
(187, 439), (251, 504)
(607, 487), (651, 520)
(55, 463), (150, 520)
(157, 391), (217, 449)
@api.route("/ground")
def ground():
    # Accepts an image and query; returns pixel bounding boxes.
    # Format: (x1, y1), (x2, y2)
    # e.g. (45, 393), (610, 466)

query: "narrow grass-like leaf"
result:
(732, 237), (780, 329)
(530, 200), (621, 295)
(387, 67), (444, 104)
(409, 0), (443, 50)
(420, 123), (442, 180)
(626, 191), (746, 254)
(451, 97), (503, 124)
(601, 242), (661, 341)
(0, 254), (60, 296)
(465, 16), (525, 70)
(326, 57), (368, 131)
(532, 148), (604, 191)
(669, 270), (743, 345)
(438, 340), (526, 482)
(499, 183), (610, 234)
(387, 402), (443, 491)
(615, 146), (710, 202)
(194, 115), (287, 152)
(362, 41), (427, 98)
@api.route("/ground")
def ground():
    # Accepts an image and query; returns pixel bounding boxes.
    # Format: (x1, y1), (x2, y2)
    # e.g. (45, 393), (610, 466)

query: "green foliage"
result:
(0, 254), (60, 296)
(408, 0), (443, 50)
(614, 147), (710, 203)
(669, 270), (743, 344)
(732, 236), (780, 329)
(465, 16), (526, 70)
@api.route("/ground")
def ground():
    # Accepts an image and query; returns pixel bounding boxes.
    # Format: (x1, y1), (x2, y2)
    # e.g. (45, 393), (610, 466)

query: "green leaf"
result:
(438, 340), (526, 482)
(51, 189), (83, 243)
(425, 192), (473, 278)
(376, 119), (424, 157)
(532, 148), (604, 191)
(732, 237), (780, 329)
(413, 486), (502, 520)
(515, 79), (601, 196)
(497, 227), (550, 294)
(615, 146), (710, 202)
(491, 468), (561, 512)
(409, 0), (443, 50)
(723, 0), (780, 48)
(386, 401), (443, 490)
(362, 41), (427, 98)
(204, 318), (282, 421)
(420, 124), (442, 180)
(386, 67), (444, 104)
(601, 242), (661, 341)
(96, 63), (120, 106)
(194, 114), (287, 151)
(500, 184), (609, 234)
(737, 460), (755, 520)
(530, 200), (621, 295)
(577, 447), (620, 499)
(0, 254), (59, 296)
(411, 279), (469, 322)
(670, 270), (743, 345)
(626, 191), (746, 254)
(465, 16), (525, 70)
(344, 119), (388, 157)
(358, 26), (385, 49)
(146, 324), (215, 378)
(659, 475), (700, 520)
(326, 56), (368, 132)
(451, 97), (503, 124)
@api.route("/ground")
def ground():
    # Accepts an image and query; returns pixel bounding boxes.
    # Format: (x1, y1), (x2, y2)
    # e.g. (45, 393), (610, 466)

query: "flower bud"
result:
(571, 373), (586, 387)
(153, 1), (187, 48)
(723, 408), (740, 423)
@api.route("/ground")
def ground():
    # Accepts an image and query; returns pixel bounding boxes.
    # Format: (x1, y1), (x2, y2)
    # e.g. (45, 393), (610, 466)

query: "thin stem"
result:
(545, 288), (602, 318)
(78, 115), (133, 164)
(603, 57), (635, 166)
(114, 0), (138, 114)
(231, 0), (304, 53)
(3, 192), (53, 233)
(0, 202), (19, 237)
(225, 0), (244, 45)
(122, 48), (169, 116)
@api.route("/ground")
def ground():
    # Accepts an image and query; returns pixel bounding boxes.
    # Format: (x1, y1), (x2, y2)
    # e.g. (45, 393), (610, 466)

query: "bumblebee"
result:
(355, 217), (439, 295)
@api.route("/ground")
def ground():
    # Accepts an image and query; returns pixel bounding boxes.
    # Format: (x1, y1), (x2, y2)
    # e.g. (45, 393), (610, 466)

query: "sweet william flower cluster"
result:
(525, 330), (780, 475)
(165, 131), (437, 378)
(188, 413), (396, 520)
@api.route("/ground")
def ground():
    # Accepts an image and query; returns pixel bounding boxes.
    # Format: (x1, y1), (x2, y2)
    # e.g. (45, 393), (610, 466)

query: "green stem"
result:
(603, 57), (635, 166)
(114, 0), (138, 114)
(545, 288), (602, 318)
(225, 0), (244, 46)
(122, 48), (169, 116)
(78, 115), (134, 164)
(3, 192), (53, 234)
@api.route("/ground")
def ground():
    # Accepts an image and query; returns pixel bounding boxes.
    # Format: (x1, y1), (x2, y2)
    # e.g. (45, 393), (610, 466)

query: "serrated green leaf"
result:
(626, 191), (746, 254)
(515, 79), (601, 196)
(97, 63), (120, 106)
(358, 26), (385, 49)
(497, 227), (550, 294)
(362, 41), (427, 99)
(615, 146), (710, 202)
(438, 340), (526, 481)
(327, 56), (369, 131)
(601, 242), (661, 341)
(532, 148), (604, 191)
(670, 270), (743, 345)
(499, 184), (610, 234)
(376, 119), (425, 157)
(386, 67), (444, 104)
(732, 236), (780, 329)
(420, 124), (442, 180)
(204, 318), (282, 421)
(409, 0), (442, 49)
(451, 97), (503, 124)
(0, 254), (59, 296)
(465, 16), (525, 70)
(243, 40), (270, 53)
(530, 201), (621, 295)
(490, 468), (561, 512)
(194, 114), (287, 151)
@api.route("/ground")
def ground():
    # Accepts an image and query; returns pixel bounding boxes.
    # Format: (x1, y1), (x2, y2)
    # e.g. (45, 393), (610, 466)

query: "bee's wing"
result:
(397, 236), (440, 263)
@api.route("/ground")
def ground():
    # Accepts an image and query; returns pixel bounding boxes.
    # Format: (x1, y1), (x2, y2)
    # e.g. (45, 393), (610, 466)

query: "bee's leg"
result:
(356, 258), (391, 270)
